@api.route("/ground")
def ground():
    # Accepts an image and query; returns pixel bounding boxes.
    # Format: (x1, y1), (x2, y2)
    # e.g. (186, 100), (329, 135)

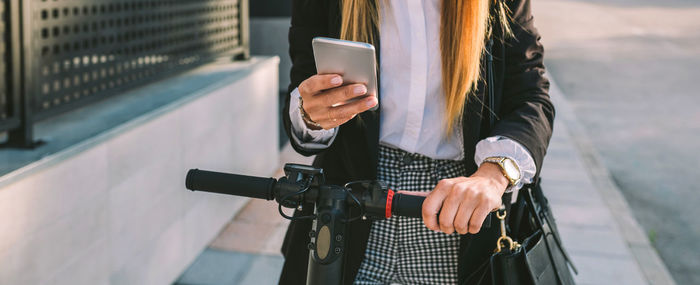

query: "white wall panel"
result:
(0, 57), (279, 285)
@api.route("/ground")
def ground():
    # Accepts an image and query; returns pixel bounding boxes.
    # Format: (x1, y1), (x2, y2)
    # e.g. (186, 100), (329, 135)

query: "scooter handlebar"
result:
(185, 169), (276, 201)
(391, 193), (425, 218)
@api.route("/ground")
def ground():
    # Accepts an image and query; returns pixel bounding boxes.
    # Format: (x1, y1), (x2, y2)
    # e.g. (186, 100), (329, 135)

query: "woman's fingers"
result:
(424, 177), (502, 235)
(299, 74), (374, 130)
(299, 74), (343, 98)
(329, 96), (377, 119)
(467, 203), (493, 234)
(438, 185), (466, 234)
(453, 193), (478, 235)
(304, 83), (368, 111)
(313, 96), (377, 129)
(318, 84), (368, 108)
(318, 115), (354, 130)
(423, 179), (453, 231)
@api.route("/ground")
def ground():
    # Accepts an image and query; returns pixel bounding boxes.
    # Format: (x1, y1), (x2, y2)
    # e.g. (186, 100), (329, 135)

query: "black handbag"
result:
(464, 32), (579, 284)
(485, 180), (579, 285)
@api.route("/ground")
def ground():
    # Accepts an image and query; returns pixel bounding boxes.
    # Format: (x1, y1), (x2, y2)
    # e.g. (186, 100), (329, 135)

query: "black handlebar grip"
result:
(185, 169), (276, 200)
(391, 193), (425, 218)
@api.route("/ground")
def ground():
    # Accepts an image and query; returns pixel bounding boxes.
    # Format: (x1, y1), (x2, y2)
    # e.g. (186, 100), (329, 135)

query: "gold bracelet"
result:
(299, 97), (323, 129)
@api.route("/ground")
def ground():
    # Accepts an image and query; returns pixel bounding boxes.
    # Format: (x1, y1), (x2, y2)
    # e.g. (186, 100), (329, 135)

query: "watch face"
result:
(503, 159), (521, 180)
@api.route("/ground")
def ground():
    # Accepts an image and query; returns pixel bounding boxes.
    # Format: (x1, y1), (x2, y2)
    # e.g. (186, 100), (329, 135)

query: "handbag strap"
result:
(525, 186), (579, 275)
(485, 5), (578, 278)
(486, 38), (496, 130)
(485, 29), (515, 211)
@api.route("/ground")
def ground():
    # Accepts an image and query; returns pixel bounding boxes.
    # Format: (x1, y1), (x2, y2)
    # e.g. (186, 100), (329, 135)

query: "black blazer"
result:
(280, 0), (554, 284)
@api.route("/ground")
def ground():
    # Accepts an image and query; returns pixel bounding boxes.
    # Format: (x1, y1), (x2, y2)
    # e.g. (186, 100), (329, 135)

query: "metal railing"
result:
(0, 0), (21, 137)
(1, 0), (249, 148)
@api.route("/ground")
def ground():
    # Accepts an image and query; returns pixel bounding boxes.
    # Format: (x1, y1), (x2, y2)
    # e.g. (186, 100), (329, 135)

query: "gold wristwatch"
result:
(483, 156), (521, 188)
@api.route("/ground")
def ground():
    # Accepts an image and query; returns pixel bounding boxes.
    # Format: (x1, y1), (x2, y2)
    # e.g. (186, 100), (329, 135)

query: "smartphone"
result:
(312, 37), (379, 110)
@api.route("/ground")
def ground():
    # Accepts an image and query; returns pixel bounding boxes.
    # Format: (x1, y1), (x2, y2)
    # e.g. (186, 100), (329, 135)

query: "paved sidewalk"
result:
(542, 80), (674, 285)
(530, 0), (699, 283)
(176, 78), (673, 285)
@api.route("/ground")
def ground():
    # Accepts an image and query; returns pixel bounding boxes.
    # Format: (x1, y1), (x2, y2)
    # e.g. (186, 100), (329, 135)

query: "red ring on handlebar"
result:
(385, 189), (395, 218)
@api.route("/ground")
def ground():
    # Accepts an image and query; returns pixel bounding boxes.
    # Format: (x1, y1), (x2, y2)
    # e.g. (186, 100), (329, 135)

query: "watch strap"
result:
(483, 156), (520, 188)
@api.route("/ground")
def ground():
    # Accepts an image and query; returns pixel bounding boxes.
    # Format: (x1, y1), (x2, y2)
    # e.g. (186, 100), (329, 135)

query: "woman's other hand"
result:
(421, 163), (509, 234)
(298, 74), (378, 130)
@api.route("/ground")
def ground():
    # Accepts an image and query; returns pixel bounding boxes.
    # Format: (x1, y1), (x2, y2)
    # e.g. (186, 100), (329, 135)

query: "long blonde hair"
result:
(340, 0), (509, 134)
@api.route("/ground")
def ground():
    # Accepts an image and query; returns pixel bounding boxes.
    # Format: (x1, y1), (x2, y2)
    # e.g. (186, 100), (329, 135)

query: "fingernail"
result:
(354, 85), (367, 95)
(331, 76), (342, 85)
(366, 97), (376, 107)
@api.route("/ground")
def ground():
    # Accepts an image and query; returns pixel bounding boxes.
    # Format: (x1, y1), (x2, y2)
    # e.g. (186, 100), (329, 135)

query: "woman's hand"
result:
(298, 74), (378, 130)
(421, 163), (510, 234)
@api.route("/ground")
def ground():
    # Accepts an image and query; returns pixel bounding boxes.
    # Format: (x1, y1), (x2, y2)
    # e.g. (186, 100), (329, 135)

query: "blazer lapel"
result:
(358, 18), (382, 175)
(328, 0), (380, 175)
(462, 74), (487, 175)
(328, 0), (340, 38)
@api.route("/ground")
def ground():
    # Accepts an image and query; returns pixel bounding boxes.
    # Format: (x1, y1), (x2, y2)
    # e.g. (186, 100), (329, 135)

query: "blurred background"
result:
(534, 0), (700, 283)
(0, 0), (696, 284)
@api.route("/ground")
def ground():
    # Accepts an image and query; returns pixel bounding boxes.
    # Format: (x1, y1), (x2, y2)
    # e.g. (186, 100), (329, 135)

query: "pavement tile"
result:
(550, 203), (616, 229)
(235, 199), (288, 226)
(209, 198), (291, 255)
(260, 222), (290, 256)
(238, 255), (285, 285)
(610, 209), (653, 246)
(558, 224), (630, 257)
(540, 165), (591, 183)
(209, 221), (280, 254)
(541, 179), (601, 206)
(544, 143), (581, 159)
(175, 249), (253, 285)
(570, 253), (647, 285)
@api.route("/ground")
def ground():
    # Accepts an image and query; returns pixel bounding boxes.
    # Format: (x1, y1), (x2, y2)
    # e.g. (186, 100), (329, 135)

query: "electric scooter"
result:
(185, 163), (426, 285)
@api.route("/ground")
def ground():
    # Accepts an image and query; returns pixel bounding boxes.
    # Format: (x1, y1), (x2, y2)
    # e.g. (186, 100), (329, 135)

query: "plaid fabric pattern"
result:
(355, 145), (467, 284)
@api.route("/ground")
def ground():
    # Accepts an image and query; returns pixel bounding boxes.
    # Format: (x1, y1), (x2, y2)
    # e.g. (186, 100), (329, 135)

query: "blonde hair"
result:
(340, 0), (510, 134)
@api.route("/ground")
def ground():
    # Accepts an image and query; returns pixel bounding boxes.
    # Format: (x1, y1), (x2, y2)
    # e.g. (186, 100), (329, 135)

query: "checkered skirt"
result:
(354, 145), (466, 284)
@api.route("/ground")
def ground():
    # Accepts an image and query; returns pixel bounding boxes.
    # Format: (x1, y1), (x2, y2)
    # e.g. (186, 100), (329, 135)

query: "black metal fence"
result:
(0, 0), (20, 137)
(0, 2), (6, 125)
(1, 0), (249, 147)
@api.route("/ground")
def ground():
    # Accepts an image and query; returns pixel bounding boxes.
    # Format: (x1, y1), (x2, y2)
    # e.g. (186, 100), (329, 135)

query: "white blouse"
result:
(288, 0), (536, 194)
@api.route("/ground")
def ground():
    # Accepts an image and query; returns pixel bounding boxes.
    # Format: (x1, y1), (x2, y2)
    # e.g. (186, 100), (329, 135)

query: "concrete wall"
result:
(250, 18), (292, 93)
(0, 57), (280, 284)
(250, 17), (292, 147)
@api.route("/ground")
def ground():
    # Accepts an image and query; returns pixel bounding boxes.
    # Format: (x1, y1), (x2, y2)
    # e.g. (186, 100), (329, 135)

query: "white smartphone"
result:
(312, 37), (378, 110)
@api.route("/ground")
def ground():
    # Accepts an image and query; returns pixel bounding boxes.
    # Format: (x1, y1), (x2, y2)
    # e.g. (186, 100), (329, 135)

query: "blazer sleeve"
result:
(490, 0), (555, 176)
(282, 0), (332, 156)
